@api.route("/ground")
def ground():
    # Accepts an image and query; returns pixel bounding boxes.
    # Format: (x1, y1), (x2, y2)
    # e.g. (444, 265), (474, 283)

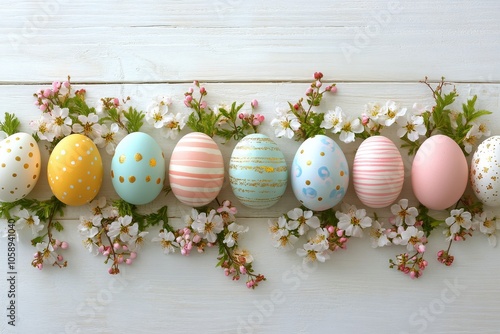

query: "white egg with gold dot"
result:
(111, 132), (165, 205)
(0, 133), (41, 202)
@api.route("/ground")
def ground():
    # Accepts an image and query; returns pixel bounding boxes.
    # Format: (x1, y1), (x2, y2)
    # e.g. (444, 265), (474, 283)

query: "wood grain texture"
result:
(1, 1), (500, 333)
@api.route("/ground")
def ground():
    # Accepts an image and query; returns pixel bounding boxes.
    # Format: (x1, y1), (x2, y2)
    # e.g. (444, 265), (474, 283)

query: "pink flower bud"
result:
(117, 255), (124, 264)
(240, 265), (247, 274)
(330, 86), (338, 93)
(108, 267), (114, 274)
(314, 72), (323, 80)
(40, 104), (47, 112)
(61, 241), (69, 249)
(181, 248), (187, 255)
(193, 80), (199, 86)
(57, 255), (64, 262)
(361, 114), (370, 126)
(200, 101), (208, 109)
(122, 245), (128, 251)
(251, 99), (258, 109)
(98, 245), (105, 253)
(315, 80), (322, 88)
(193, 234), (201, 243)
(114, 242), (120, 250)
(238, 113), (245, 120)
(293, 103), (300, 110)
(199, 87), (206, 95)
(417, 244), (426, 253)
(340, 237), (347, 243)
(188, 87), (194, 94)
(336, 230), (344, 237)
(113, 98), (120, 106)
(63, 81), (70, 88)
(126, 258), (133, 265)
(43, 89), (52, 98)
(409, 271), (416, 279)
(224, 268), (230, 276)
(305, 87), (313, 96)
(129, 252), (137, 259)
(327, 226), (335, 234)
(37, 263), (43, 270)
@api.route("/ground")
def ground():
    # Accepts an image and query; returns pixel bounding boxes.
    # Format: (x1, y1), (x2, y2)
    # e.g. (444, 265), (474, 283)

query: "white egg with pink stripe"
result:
(169, 132), (224, 207)
(353, 136), (404, 208)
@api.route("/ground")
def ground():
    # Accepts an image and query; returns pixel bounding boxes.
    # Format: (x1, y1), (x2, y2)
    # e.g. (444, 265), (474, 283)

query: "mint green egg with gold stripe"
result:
(229, 134), (288, 209)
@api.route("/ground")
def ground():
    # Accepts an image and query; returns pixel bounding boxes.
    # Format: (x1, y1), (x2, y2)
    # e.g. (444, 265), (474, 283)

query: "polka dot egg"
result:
(48, 134), (103, 206)
(291, 135), (349, 211)
(470, 136), (500, 206)
(0, 133), (41, 202)
(111, 132), (165, 205)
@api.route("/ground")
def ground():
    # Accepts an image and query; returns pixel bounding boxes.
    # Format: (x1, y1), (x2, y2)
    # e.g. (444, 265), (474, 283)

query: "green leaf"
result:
(53, 221), (64, 232)
(123, 107), (145, 133)
(0, 113), (21, 136)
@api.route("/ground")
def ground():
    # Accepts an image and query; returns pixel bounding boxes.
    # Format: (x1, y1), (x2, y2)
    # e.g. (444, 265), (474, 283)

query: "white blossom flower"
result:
(308, 227), (330, 249)
(31, 114), (56, 142)
(476, 121), (491, 137)
(16, 209), (43, 235)
(223, 222), (249, 247)
(146, 103), (168, 128)
(412, 103), (431, 116)
(475, 211), (499, 247)
(390, 199), (418, 226)
(445, 208), (472, 235)
(49, 106), (72, 137)
(94, 123), (126, 155)
(396, 113), (426, 141)
(129, 231), (149, 251)
(463, 125), (481, 154)
(320, 106), (343, 133)
(107, 215), (138, 242)
(270, 109), (300, 139)
(287, 208), (320, 236)
(161, 113), (187, 139)
(72, 113), (100, 139)
(364, 102), (383, 122)
(400, 226), (425, 251)
(297, 242), (330, 263)
(89, 197), (107, 216)
(152, 230), (179, 254)
(336, 205), (372, 237)
(185, 208), (200, 226)
(191, 209), (223, 243)
(339, 115), (363, 143)
(78, 215), (101, 238)
(370, 220), (391, 248)
(36, 242), (57, 265)
(272, 228), (298, 250)
(380, 100), (406, 126)
(82, 237), (99, 255)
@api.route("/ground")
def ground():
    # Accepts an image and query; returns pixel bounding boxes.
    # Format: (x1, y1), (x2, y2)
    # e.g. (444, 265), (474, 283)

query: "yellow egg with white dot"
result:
(47, 134), (103, 206)
(111, 132), (165, 205)
(0, 133), (41, 202)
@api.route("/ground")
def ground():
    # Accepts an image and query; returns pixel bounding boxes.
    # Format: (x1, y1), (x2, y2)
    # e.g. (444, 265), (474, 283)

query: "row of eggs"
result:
(0, 131), (499, 211)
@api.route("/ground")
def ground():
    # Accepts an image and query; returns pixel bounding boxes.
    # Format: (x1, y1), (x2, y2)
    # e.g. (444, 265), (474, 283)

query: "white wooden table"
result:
(1, 1), (500, 333)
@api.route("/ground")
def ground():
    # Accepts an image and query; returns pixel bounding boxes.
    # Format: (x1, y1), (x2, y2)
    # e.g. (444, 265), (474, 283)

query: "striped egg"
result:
(229, 134), (287, 209)
(353, 136), (404, 208)
(169, 132), (224, 207)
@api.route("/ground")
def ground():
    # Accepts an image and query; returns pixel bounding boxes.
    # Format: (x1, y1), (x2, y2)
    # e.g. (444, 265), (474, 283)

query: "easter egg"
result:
(229, 134), (287, 209)
(470, 136), (500, 206)
(111, 132), (165, 205)
(0, 133), (41, 202)
(411, 135), (468, 210)
(48, 134), (103, 206)
(353, 136), (404, 208)
(169, 132), (224, 207)
(291, 135), (349, 211)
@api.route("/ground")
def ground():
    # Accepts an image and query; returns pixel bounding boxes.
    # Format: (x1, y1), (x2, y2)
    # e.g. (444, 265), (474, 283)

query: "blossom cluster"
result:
(0, 198), (69, 270)
(184, 81), (264, 142)
(79, 197), (147, 274)
(30, 78), (187, 154)
(269, 205), (372, 264)
(153, 200), (265, 289)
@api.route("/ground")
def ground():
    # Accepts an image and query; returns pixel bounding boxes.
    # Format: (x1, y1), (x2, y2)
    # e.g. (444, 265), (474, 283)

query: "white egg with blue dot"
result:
(291, 135), (349, 211)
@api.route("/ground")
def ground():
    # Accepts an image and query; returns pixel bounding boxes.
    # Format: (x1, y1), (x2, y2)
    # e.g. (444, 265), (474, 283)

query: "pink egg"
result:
(411, 135), (468, 210)
(353, 136), (404, 208)
(169, 132), (224, 207)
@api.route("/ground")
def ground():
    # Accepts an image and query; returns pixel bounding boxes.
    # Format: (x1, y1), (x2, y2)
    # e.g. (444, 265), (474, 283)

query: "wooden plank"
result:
(1, 0), (499, 83)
